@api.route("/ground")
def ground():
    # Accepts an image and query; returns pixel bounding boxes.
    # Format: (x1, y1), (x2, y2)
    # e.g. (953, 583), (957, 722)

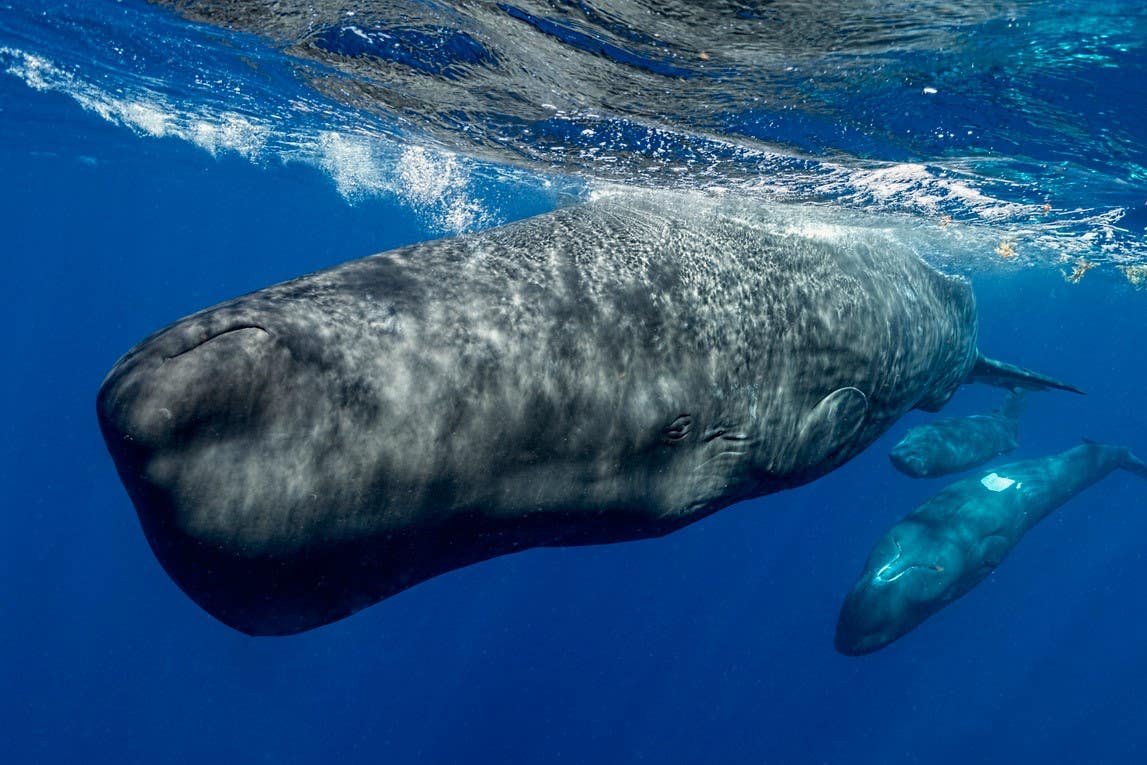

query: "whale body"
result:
(890, 390), (1025, 478)
(96, 191), (1081, 635)
(836, 441), (1147, 656)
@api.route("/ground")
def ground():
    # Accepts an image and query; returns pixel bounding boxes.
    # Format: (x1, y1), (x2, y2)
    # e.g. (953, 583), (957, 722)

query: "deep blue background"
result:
(4, 59), (1147, 765)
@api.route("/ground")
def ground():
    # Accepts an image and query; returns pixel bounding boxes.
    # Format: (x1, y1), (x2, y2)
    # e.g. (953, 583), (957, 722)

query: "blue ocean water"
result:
(3, 1), (1147, 762)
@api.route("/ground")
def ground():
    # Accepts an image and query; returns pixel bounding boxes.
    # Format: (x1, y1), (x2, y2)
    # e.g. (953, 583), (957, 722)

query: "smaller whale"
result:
(836, 441), (1147, 656)
(889, 390), (1026, 478)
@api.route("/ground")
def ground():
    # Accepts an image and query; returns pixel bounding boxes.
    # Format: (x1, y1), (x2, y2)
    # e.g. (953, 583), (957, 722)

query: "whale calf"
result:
(836, 441), (1147, 656)
(890, 390), (1025, 478)
(97, 191), (1082, 635)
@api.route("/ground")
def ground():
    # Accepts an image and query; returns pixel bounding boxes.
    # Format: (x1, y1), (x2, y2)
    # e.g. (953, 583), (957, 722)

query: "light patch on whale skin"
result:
(980, 471), (1017, 492)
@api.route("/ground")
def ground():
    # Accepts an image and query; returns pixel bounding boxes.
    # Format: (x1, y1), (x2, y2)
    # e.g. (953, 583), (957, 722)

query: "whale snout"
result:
(835, 581), (899, 656)
(96, 310), (300, 562)
(96, 307), (402, 636)
(97, 318), (276, 458)
(889, 444), (929, 477)
(835, 529), (956, 655)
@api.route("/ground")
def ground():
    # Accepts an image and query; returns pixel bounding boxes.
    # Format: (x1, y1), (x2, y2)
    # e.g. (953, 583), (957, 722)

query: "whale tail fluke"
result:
(1082, 438), (1147, 480)
(969, 354), (1085, 395)
(1122, 452), (1147, 480)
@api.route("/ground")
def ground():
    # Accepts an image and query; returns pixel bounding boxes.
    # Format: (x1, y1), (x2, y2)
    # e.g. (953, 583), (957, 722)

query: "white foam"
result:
(3, 47), (268, 158)
(2, 45), (495, 234)
(5, 43), (1143, 255)
(190, 114), (269, 158)
(844, 163), (1036, 221)
(315, 131), (394, 199)
(396, 145), (490, 232)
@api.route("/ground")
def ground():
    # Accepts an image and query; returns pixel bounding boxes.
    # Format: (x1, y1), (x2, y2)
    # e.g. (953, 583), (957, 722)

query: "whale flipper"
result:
(968, 354), (1084, 395)
(784, 386), (869, 472)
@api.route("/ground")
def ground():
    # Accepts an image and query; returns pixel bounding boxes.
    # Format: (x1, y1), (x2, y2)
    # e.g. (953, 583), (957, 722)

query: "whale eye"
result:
(664, 414), (692, 444)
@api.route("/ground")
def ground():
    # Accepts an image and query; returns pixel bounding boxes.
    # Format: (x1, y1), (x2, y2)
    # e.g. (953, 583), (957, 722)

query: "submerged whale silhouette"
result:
(97, 191), (1082, 635)
(890, 390), (1026, 478)
(837, 441), (1147, 656)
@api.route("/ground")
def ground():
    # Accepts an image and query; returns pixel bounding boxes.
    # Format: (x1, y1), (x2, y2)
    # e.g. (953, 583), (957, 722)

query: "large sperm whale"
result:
(836, 441), (1147, 656)
(96, 190), (1082, 635)
(890, 390), (1025, 478)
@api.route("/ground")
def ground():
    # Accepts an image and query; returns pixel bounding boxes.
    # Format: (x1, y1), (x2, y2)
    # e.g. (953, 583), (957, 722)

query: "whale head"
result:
(888, 439), (932, 477)
(95, 274), (428, 636)
(888, 421), (961, 478)
(834, 523), (962, 656)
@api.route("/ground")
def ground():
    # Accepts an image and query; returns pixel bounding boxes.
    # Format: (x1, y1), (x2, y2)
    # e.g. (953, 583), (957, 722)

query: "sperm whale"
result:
(97, 191), (1082, 635)
(837, 441), (1144, 656)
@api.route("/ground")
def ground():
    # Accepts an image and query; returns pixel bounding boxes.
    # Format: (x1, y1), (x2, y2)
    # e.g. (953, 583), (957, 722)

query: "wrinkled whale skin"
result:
(98, 192), (1055, 635)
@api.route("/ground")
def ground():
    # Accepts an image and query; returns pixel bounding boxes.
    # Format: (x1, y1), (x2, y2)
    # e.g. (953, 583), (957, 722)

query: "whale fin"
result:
(999, 389), (1026, 420)
(785, 387), (868, 472)
(969, 354), (1084, 395)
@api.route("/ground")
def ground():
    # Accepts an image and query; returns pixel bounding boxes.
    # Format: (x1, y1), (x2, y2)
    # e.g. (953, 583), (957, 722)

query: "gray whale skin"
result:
(97, 191), (1081, 635)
